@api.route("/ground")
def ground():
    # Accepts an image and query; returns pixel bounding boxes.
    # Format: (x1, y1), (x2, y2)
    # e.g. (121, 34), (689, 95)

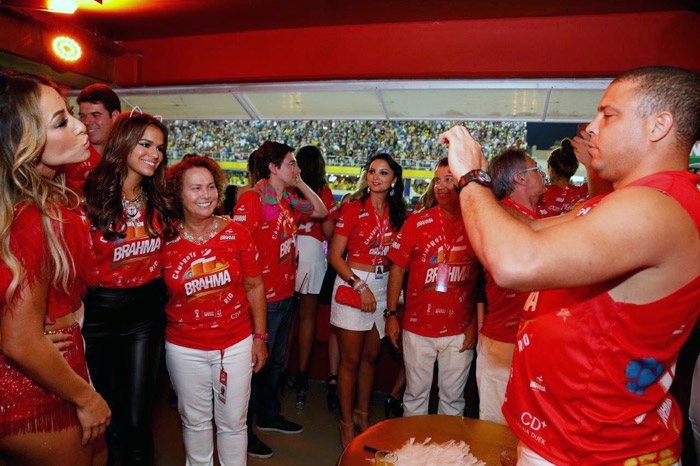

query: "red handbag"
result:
(335, 285), (362, 309)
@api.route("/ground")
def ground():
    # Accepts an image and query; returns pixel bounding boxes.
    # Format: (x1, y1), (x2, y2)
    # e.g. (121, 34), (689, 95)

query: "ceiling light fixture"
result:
(52, 35), (82, 62)
(47, 0), (80, 14)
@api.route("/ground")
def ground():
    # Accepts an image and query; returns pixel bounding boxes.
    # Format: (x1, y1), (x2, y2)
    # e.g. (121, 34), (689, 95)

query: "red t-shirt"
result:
(297, 186), (338, 242)
(234, 190), (305, 302)
(537, 183), (588, 218)
(482, 198), (537, 343)
(89, 206), (163, 288)
(388, 207), (480, 337)
(0, 204), (94, 320)
(162, 221), (260, 351)
(334, 198), (398, 267)
(63, 144), (100, 198)
(503, 171), (700, 465)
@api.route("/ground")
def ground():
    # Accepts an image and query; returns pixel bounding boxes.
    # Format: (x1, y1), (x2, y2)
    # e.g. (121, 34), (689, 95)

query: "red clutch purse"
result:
(335, 285), (362, 309)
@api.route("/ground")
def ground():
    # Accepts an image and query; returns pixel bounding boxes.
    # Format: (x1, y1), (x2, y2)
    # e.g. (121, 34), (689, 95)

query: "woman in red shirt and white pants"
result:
(163, 156), (267, 466)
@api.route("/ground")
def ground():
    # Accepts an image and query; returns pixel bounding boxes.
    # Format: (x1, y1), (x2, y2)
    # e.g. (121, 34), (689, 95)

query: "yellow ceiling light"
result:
(52, 36), (82, 62)
(47, 0), (80, 14)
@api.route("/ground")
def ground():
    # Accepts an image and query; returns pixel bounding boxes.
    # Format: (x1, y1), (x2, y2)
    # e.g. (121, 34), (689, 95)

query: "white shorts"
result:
(330, 267), (387, 339)
(295, 235), (327, 295)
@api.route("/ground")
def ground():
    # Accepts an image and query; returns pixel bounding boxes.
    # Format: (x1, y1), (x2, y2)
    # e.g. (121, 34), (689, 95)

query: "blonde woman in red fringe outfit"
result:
(0, 71), (110, 465)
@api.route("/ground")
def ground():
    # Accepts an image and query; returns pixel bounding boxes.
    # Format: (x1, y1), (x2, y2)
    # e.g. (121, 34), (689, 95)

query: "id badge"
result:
(436, 263), (449, 293)
(375, 265), (384, 279)
(218, 368), (228, 404)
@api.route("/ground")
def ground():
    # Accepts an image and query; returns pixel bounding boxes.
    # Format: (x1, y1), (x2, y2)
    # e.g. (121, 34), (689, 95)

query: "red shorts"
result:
(0, 322), (89, 437)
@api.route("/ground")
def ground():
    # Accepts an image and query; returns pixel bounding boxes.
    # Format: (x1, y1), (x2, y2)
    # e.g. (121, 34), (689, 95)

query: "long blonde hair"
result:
(0, 71), (75, 305)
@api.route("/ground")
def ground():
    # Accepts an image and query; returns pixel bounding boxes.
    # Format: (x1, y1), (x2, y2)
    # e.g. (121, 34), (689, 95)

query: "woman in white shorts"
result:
(328, 153), (406, 448)
(291, 146), (338, 407)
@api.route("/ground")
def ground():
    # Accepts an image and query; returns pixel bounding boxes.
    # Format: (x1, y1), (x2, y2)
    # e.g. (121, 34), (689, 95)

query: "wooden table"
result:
(339, 415), (518, 465)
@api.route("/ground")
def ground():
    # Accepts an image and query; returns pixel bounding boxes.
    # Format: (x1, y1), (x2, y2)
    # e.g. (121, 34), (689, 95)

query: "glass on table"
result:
(375, 450), (398, 466)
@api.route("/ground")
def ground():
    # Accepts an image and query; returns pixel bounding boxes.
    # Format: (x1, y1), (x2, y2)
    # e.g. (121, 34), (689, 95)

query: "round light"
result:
(52, 36), (82, 62)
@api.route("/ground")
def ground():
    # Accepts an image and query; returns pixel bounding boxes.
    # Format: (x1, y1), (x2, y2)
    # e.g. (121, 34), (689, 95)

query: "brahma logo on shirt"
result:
(368, 231), (394, 256)
(423, 245), (471, 290)
(181, 253), (232, 300)
(278, 217), (296, 264)
(112, 220), (161, 265)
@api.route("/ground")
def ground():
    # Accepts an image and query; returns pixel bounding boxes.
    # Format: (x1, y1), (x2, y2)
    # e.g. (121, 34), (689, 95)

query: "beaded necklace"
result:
(179, 216), (221, 245)
(122, 188), (146, 219)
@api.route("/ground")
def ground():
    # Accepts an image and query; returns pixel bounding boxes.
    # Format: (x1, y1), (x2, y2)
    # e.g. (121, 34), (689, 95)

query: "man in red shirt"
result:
(234, 141), (327, 457)
(477, 149), (544, 425)
(441, 66), (700, 465)
(386, 158), (480, 417)
(64, 84), (120, 196)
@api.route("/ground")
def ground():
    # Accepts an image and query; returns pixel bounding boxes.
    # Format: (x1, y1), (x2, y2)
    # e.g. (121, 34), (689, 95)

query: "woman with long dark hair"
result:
(290, 146), (338, 408)
(82, 111), (176, 465)
(328, 153), (406, 448)
(537, 138), (588, 217)
(0, 71), (110, 464)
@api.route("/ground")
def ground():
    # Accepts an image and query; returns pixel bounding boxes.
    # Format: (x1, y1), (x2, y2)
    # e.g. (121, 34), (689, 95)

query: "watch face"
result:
(478, 170), (492, 183)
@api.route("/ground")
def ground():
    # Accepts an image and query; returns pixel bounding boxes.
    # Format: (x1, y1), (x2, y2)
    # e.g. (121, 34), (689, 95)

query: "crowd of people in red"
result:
(0, 65), (698, 466)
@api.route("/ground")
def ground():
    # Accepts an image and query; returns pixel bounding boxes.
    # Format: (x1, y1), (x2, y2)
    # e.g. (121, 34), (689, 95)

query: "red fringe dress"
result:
(0, 204), (94, 437)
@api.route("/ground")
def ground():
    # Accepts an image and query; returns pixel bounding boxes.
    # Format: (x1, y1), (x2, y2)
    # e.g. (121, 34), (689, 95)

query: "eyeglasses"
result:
(518, 166), (545, 177)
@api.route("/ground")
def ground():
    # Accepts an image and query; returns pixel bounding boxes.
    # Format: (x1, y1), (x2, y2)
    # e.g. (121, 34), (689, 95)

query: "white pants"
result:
(516, 442), (681, 466)
(166, 337), (253, 466)
(475, 334), (515, 425)
(402, 330), (474, 417)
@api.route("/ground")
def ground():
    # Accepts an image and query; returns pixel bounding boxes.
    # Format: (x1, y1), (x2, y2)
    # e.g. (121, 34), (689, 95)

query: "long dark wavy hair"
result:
(84, 112), (176, 240)
(295, 145), (327, 194)
(359, 153), (406, 231)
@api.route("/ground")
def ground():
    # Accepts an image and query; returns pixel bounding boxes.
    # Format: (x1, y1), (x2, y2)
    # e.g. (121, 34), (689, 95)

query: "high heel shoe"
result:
(294, 371), (309, 410)
(339, 419), (355, 449)
(325, 375), (339, 411)
(353, 409), (370, 432)
(384, 395), (403, 419)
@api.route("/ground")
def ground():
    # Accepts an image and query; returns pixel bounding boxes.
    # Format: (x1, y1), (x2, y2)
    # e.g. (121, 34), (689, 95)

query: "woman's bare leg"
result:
(354, 326), (382, 430)
(297, 293), (319, 373)
(337, 328), (366, 425)
(0, 425), (91, 466)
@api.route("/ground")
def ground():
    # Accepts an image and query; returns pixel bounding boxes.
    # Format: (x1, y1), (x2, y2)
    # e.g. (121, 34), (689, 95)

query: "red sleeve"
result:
(0, 205), (47, 304)
(334, 200), (359, 237)
(388, 214), (416, 269)
(61, 207), (97, 288)
(322, 186), (339, 222)
(234, 223), (262, 277)
(233, 190), (261, 234)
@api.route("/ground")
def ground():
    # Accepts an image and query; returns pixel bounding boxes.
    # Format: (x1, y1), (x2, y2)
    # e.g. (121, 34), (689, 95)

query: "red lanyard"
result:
(436, 210), (455, 264)
(501, 198), (536, 219)
(371, 204), (389, 268)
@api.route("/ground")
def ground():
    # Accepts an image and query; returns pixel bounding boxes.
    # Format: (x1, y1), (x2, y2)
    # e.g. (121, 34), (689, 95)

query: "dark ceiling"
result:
(23, 0), (700, 41)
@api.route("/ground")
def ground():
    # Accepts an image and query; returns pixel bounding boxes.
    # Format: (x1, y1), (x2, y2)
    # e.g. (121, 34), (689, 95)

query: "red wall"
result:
(116, 11), (700, 86)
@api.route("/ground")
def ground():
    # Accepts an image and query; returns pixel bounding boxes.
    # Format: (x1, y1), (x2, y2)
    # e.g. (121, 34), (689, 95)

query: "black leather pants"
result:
(82, 279), (166, 466)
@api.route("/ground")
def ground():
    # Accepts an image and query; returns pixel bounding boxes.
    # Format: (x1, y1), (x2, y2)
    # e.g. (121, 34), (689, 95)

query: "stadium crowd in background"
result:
(168, 119), (527, 169)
